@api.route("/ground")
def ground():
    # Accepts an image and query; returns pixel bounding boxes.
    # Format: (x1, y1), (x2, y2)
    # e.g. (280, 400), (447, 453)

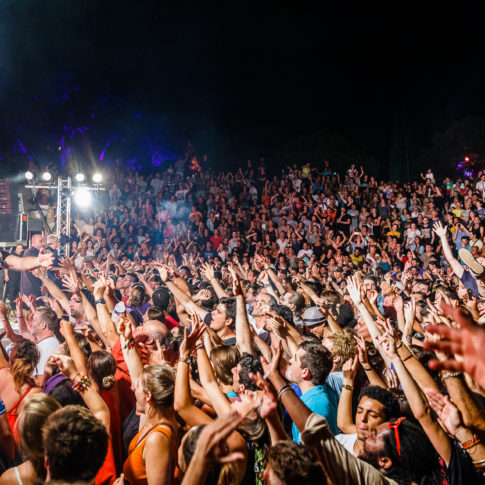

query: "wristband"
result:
(0, 397), (6, 415)
(95, 298), (106, 305)
(442, 372), (462, 380)
(396, 342), (403, 350)
(72, 376), (91, 393)
(362, 366), (372, 371)
(123, 338), (135, 349)
(178, 357), (191, 365)
(277, 384), (292, 400)
(462, 434), (481, 450)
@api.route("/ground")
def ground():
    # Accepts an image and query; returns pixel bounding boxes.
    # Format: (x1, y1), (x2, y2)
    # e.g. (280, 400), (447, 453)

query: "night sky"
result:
(1, 3), (485, 174)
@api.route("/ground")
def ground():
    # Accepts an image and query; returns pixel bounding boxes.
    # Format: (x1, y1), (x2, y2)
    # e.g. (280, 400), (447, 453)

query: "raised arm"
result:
(201, 263), (230, 300)
(433, 221), (464, 278)
(229, 265), (253, 355)
(378, 327), (451, 466)
(4, 251), (54, 272)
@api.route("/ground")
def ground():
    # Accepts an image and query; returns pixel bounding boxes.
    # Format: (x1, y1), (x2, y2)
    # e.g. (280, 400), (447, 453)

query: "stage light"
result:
(92, 173), (102, 183)
(25, 171), (34, 181)
(42, 171), (52, 182)
(74, 187), (92, 208)
(75, 173), (85, 182)
(465, 157), (470, 162)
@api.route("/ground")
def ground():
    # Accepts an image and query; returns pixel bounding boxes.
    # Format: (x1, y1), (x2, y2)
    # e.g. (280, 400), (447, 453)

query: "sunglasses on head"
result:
(388, 417), (406, 456)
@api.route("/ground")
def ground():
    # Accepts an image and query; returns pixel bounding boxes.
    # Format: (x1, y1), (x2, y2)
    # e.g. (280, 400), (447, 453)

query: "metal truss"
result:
(56, 177), (72, 257)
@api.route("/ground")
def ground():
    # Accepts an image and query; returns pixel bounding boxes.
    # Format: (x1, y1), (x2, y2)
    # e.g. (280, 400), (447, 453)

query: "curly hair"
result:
(238, 352), (263, 391)
(357, 386), (401, 421)
(326, 328), (357, 371)
(267, 440), (326, 484)
(9, 338), (39, 393)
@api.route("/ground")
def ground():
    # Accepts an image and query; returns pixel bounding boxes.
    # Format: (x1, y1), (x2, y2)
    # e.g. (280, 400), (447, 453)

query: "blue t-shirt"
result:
(292, 384), (339, 443)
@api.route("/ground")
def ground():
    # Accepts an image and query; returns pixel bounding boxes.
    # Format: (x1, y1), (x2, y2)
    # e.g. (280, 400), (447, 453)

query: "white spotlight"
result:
(75, 173), (85, 182)
(42, 171), (52, 182)
(25, 171), (34, 181)
(74, 187), (92, 208)
(92, 172), (102, 183)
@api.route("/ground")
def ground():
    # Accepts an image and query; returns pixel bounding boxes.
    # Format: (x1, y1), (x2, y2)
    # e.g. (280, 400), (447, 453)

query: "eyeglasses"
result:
(388, 417), (406, 456)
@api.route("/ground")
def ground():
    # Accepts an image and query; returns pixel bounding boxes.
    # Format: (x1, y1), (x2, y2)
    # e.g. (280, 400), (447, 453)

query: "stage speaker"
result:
(0, 213), (28, 247)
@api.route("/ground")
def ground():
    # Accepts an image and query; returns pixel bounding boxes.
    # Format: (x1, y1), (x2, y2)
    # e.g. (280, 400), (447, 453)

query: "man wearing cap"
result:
(302, 306), (328, 339)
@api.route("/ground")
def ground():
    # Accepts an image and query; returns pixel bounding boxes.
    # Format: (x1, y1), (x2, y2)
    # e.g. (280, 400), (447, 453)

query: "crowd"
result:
(0, 157), (485, 484)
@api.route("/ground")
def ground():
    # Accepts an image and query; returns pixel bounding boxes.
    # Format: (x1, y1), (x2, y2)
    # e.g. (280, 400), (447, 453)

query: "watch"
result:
(178, 357), (191, 365)
(343, 384), (353, 392)
(95, 298), (106, 305)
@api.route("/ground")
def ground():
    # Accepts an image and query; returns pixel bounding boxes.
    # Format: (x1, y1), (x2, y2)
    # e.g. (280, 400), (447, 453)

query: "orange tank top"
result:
(123, 423), (178, 485)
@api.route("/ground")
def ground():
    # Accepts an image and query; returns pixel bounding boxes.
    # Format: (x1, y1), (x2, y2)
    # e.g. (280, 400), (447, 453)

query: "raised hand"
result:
(354, 334), (369, 366)
(179, 313), (206, 359)
(248, 371), (278, 419)
(51, 354), (78, 381)
(433, 221), (447, 239)
(260, 340), (283, 378)
(228, 264), (242, 296)
(21, 294), (37, 312)
(346, 275), (362, 306)
(38, 251), (55, 269)
(62, 273), (82, 294)
(59, 319), (75, 341)
(425, 388), (462, 436)
(342, 354), (359, 383)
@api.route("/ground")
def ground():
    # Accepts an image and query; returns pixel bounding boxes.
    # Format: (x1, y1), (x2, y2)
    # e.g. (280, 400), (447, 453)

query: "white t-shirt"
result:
(335, 433), (358, 454)
(35, 335), (60, 375)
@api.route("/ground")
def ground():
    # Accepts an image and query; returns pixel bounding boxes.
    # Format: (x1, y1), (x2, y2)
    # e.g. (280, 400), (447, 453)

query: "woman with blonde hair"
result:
(0, 393), (61, 485)
(120, 318), (179, 485)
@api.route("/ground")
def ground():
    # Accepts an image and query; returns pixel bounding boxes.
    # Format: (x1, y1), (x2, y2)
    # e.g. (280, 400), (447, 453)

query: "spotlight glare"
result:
(75, 173), (85, 182)
(74, 187), (92, 208)
(465, 156), (470, 162)
(92, 172), (102, 183)
(25, 171), (34, 181)
(42, 171), (52, 182)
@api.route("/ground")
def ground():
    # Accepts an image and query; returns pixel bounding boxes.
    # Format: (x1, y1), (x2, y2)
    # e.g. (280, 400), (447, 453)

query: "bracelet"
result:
(123, 338), (135, 349)
(72, 375), (91, 393)
(95, 298), (106, 305)
(402, 354), (413, 362)
(472, 458), (485, 468)
(442, 372), (462, 380)
(178, 357), (191, 365)
(277, 384), (292, 400)
(263, 371), (271, 380)
(396, 342), (403, 350)
(462, 434), (481, 450)
(0, 397), (6, 416)
(362, 366), (372, 371)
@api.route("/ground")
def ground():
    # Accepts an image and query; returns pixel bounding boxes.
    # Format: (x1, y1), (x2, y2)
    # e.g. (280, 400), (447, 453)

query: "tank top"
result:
(7, 386), (33, 443)
(123, 423), (177, 485)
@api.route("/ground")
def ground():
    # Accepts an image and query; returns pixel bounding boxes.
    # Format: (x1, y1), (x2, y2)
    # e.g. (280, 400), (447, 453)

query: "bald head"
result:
(31, 234), (46, 250)
(134, 320), (169, 347)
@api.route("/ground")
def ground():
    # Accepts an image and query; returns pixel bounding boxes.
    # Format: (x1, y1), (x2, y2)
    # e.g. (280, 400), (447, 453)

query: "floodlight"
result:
(25, 171), (34, 181)
(74, 187), (92, 208)
(75, 173), (85, 182)
(92, 172), (102, 183)
(42, 171), (52, 182)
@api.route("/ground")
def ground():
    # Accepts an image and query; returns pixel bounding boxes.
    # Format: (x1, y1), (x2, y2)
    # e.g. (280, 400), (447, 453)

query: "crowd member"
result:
(0, 158), (485, 484)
